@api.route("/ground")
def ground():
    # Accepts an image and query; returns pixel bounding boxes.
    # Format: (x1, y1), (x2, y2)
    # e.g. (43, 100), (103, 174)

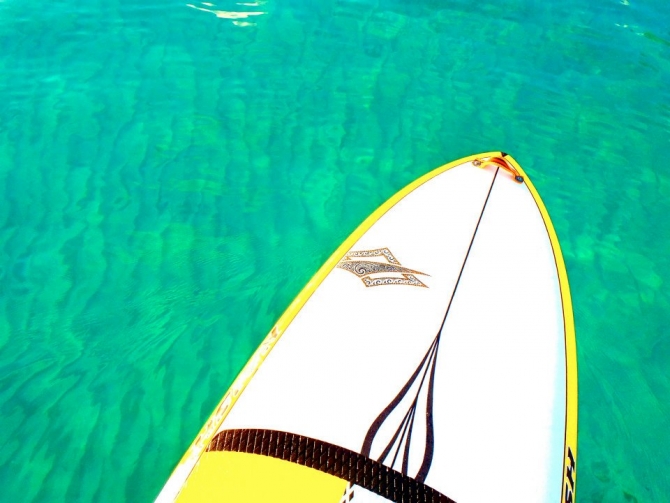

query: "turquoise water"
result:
(1, 0), (668, 501)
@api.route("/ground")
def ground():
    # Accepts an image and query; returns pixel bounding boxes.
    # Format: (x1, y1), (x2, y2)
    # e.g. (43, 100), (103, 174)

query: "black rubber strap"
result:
(208, 428), (456, 503)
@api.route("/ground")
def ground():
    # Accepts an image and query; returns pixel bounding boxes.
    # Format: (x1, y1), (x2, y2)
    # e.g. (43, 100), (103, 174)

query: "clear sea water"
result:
(0, 0), (668, 501)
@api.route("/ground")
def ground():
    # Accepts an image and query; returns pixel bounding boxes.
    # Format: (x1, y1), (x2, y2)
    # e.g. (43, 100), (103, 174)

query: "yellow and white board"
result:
(157, 152), (578, 503)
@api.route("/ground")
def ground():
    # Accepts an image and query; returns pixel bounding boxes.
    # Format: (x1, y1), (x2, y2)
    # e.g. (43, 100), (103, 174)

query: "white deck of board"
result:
(215, 161), (567, 503)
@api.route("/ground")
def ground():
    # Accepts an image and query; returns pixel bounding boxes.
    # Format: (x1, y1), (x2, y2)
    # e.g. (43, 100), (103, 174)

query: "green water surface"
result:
(1, 0), (668, 501)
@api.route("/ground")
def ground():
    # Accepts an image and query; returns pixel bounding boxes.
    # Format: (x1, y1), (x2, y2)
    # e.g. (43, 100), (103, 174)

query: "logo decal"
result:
(564, 446), (576, 503)
(337, 248), (429, 288)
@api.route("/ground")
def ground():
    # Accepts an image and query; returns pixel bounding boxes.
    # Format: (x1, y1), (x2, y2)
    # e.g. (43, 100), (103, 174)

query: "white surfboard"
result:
(157, 152), (578, 503)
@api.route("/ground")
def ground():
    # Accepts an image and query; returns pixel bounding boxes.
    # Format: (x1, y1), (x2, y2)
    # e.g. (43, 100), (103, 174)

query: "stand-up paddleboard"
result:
(157, 152), (577, 503)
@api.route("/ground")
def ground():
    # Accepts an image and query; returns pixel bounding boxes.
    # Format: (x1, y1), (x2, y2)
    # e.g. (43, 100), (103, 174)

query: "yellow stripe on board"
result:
(505, 154), (578, 503)
(176, 451), (347, 503)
